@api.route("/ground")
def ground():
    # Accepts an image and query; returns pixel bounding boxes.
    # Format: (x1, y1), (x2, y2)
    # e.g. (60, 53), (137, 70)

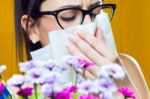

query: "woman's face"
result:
(22, 0), (100, 46)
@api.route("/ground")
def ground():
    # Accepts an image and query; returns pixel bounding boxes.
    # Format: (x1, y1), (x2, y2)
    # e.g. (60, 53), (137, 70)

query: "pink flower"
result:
(0, 82), (5, 94)
(118, 87), (136, 99)
(78, 59), (94, 68)
(17, 87), (33, 97)
(56, 86), (77, 99)
(79, 95), (99, 99)
(65, 56), (94, 72)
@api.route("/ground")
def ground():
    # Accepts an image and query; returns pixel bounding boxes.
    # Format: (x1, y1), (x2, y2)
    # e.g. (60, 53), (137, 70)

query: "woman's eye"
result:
(91, 13), (98, 18)
(60, 16), (76, 22)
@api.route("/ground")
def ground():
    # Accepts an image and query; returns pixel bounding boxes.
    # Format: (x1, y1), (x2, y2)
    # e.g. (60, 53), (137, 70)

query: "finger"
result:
(69, 32), (110, 66)
(80, 70), (97, 81)
(66, 41), (89, 60)
(66, 41), (101, 76)
(95, 27), (106, 43)
(78, 30), (118, 63)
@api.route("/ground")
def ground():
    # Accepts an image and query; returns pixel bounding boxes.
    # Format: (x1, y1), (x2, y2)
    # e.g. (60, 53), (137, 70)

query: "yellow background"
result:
(0, 0), (150, 88)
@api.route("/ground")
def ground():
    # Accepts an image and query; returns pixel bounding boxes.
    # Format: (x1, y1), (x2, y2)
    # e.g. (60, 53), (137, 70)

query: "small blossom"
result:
(102, 92), (115, 99)
(43, 71), (63, 84)
(0, 65), (7, 74)
(44, 59), (56, 70)
(25, 67), (49, 84)
(56, 90), (71, 99)
(64, 56), (94, 73)
(19, 60), (44, 72)
(98, 64), (125, 80)
(118, 87), (136, 99)
(7, 74), (24, 87)
(64, 86), (77, 93)
(77, 80), (96, 95)
(41, 84), (53, 97)
(41, 83), (63, 98)
(77, 74), (85, 84)
(95, 77), (117, 94)
(0, 82), (5, 94)
(17, 87), (33, 97)
(56, 86), (77, 99)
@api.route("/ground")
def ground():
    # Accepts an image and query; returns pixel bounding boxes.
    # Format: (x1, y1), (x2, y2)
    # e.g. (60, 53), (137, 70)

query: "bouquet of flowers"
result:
(2, 56), (136, 99)
(0, 65), (13, 99)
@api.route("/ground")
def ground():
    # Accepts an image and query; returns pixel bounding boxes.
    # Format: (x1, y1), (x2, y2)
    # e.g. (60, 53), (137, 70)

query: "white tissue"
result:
(30, 12), (117, 61)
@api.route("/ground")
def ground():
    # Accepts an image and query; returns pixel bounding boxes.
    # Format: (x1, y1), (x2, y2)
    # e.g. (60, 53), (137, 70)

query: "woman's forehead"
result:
(40, 0), (99, 11)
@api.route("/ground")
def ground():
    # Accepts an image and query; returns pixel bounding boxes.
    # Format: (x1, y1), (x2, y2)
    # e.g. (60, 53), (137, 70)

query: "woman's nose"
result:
(82, 15), (92, 24)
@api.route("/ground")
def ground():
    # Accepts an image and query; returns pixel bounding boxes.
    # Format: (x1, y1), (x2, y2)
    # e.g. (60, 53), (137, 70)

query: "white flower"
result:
(95, 77), (117, 93)
(41, 84), (53, 97)
(0, 65), (7, 74)
(98, 64), (126, 80)
(24, 67), (49, 84)
(19, 60), (45, 72)
(43, 71), (63, 84)
(102, 91), (115, 99)
(44, 59), (56, 70)
(77, 80), (96, 95)
(7, 74), (24, 87)
(77, 74), (85, 84)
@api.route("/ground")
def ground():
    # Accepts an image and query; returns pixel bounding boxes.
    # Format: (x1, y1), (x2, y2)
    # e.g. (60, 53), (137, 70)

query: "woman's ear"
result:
(21, 15), (40, 44)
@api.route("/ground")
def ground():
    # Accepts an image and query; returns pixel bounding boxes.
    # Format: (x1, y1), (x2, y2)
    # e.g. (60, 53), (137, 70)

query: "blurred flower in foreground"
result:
(7, 74), (24, 87)
(0, 65), (6, 74)
(118, 86), (136, 99)
(17, 87), (33, 97)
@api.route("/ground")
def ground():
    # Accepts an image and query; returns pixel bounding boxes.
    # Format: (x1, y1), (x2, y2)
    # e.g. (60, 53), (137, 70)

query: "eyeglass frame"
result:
(31, 4), (116, 29)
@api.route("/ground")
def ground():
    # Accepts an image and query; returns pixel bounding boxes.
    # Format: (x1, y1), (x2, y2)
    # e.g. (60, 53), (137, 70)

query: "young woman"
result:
(14, 0), (150, 98)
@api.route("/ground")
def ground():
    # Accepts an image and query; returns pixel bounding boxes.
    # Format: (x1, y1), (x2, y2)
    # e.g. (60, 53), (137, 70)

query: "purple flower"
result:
(43, 71), (63, 84)
(64, 56), (94, 73)
(44, 59), (56, 70)
(19, 60), (44, 72)
(25, 67), (49, 84)
(7, 74), (24, 87)
(118, 87), (136, 99)
(17, 87), (33, 97)
(77, 74), (85, 84)
(98, 64), (125, 80)
(0, 65), (6, 74)
(78, 80), (97, 95)
(41, 84), (53, 97)
(0, 82), (5, 94)
(95, 77), (117, 94)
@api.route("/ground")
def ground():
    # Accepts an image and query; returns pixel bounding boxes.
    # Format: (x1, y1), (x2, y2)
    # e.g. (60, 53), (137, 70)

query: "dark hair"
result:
(14, 0), (45, 62)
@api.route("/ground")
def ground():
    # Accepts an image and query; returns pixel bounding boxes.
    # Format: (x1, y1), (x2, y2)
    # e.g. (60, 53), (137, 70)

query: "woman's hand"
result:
(66, 27), (118, 80)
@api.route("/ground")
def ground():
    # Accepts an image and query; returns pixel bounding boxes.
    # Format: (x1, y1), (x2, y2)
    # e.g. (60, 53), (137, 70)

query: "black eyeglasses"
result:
(32, 4), (116, 29)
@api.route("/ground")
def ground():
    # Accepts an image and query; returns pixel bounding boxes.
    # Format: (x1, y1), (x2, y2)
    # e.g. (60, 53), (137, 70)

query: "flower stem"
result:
(83, 69), (86, 79)
(34, 83), (38, 99)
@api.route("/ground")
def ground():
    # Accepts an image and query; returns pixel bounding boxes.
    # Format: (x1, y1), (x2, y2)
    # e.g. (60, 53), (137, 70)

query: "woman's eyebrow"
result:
(58, 1), (101, 9)
(89, 1), (101, 8)
(59, 5), (82, 9)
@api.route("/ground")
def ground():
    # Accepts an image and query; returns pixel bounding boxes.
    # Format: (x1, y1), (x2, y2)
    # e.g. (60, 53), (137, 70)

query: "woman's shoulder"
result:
(118, 53), (150, 99)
